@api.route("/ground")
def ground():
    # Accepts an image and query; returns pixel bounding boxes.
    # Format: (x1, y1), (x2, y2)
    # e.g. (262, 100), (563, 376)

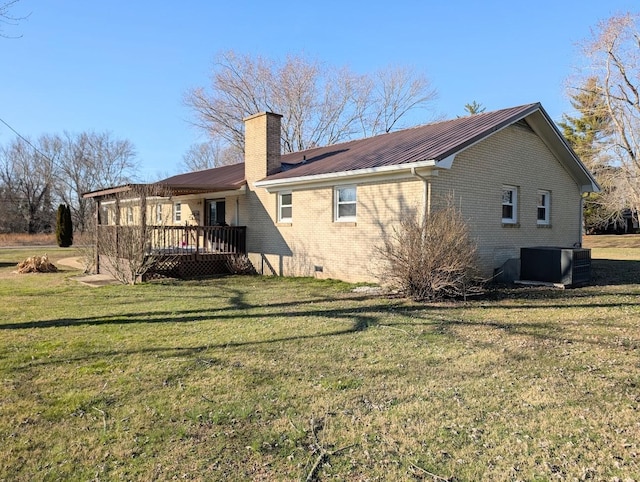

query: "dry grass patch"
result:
(583, 234), (640, 249)
(0, 247), (639, 480)
(0, 233), (56, 246)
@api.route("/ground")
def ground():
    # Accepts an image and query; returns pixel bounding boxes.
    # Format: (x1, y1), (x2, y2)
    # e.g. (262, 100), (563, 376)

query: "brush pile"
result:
(16, 254), (58, 273)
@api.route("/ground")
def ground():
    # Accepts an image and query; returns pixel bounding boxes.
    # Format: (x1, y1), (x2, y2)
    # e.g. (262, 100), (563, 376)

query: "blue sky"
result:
(0, 0), (637, 181)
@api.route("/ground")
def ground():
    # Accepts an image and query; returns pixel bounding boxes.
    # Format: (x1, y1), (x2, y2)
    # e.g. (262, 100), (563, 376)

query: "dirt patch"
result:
(70, 273), (120, 287)
(57, 257), (86, 271)
(56, 257), (120, 286)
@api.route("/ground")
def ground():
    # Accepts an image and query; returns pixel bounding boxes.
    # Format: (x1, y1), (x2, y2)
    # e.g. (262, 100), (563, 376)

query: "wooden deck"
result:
(96, 225), (248, 279)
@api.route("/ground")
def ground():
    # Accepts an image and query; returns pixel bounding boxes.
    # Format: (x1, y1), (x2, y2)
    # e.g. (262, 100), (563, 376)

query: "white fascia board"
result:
(581, 183), (600, 194)
(254, 159), (438, 192)
(99, 196), (168, 206)
(173, 186), (246, 199)
(436, 153), (456, 169)
(526, 108), (601, 193)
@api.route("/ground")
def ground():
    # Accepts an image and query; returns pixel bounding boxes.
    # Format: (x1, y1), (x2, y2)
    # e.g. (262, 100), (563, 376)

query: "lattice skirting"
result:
(146, 254), (236, 280)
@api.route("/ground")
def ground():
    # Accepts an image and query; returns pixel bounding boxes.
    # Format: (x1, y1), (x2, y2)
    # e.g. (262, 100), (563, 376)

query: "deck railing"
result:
(97, 225), (247, 256)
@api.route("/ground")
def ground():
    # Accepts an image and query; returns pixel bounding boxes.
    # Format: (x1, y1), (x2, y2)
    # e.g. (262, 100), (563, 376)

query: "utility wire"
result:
(0, 115), (56, 163)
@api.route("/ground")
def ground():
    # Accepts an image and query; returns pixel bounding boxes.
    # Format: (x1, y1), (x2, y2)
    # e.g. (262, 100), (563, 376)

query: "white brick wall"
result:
(244, 124), (583, 282)
(433, 124), (582, 275)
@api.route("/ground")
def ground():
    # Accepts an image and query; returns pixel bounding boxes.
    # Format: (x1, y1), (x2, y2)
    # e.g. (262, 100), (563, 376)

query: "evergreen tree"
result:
(56, 203), (73, 247)
(559, 77), (622, 232)
(558, 77), (611, 172)
(463, 101), (486, 115)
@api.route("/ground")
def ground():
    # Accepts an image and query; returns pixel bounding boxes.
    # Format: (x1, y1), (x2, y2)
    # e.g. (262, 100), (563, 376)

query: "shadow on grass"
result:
(3, 265), (640, 372)
(0, 262), (17, 269)
(0, 304), (383, 332)
(17, 305), (636, 371)
(590, 259), (640, 286)
(2, 281), (639, 332)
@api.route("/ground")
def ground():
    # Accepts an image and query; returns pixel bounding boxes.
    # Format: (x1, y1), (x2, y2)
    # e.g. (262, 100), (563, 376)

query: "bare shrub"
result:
(226, 254), (257, 275)
(94, 184), (173, 285)
(379, 198), (482, 301)
(99, 225), (165, 284)
(77, 243), (96, 274)
(75, 216), (97, 274)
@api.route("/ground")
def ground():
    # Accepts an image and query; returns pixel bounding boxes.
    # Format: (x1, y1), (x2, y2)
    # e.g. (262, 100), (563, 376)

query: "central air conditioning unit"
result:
(520, 247), (591, 287)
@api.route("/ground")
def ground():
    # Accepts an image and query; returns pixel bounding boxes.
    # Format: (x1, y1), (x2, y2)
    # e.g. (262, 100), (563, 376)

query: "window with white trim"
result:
(174, 202), (182, 223)
(278, 192), (292, 222)
(502, 186), (518, 224)
(537, 190), (550, 225)
(335, 185), (357, 222)
(126, 206), (134, 225)
(155, 203), (163, 224)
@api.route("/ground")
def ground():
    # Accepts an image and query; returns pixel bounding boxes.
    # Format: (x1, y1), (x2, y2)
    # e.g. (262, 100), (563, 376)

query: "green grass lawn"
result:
(1, 243), (639, 481)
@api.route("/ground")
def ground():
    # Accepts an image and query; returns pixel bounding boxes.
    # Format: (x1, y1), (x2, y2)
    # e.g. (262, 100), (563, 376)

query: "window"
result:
(335, 185), (357, 221)
(174, 202), (182, 223)
(155, 204), (163, 224)
(278, 192), (292, 222)
(126, 206), (133, 225)
(537, 190), (550, 225)
(502, 186), (518, 224)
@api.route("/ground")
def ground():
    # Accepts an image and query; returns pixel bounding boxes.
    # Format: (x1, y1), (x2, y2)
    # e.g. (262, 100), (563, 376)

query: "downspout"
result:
(579, 192), (586, 246)
(411, 167), (432, 221)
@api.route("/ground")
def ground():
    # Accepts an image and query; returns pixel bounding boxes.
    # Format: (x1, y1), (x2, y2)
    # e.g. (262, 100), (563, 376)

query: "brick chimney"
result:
(244, 112), (282, 184)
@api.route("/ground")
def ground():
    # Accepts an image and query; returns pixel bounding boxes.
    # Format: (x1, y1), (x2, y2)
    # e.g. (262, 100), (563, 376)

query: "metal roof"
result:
(267, 103), (541, 180)
(83, 103), (599, 199)
(83, 183), (148, 198)
(82, 163), (246, 199)
(155, 162), (245, 195)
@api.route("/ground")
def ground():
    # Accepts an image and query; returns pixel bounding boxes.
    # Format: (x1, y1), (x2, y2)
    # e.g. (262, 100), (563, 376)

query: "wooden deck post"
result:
(94, 200), (101, 274)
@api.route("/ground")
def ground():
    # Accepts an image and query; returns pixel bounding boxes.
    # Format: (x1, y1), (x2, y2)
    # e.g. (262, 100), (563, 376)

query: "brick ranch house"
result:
(83, 103), (599, 283)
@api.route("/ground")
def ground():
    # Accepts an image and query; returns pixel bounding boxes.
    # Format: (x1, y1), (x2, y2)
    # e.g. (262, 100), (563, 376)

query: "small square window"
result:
(537, 190), (550, 225)
(278, 192), (292, 222)
(174, 202), (182, 223)
(502, 186), (518, 224)
(335, 185), (357, 221)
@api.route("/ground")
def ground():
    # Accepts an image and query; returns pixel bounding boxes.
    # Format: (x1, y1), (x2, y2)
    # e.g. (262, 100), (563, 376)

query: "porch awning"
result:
(82, 162), (246, 199)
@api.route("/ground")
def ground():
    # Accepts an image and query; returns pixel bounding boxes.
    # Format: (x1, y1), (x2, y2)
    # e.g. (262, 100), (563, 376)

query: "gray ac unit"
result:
(520, 247), (591, 287)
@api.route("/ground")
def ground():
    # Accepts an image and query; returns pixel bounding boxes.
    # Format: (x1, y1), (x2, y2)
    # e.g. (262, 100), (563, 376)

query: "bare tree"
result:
(577, 13), (640, 223)
(1, 0), (28, 38)
(185, 50), (438, 154)
(366, 66), (439, 134)
(560, 77), (624, 232)
(0, 135), (59, 233)
(56, 131), (138, 233)
(0, 130), (138, 234)
(180, 139), (242, 172)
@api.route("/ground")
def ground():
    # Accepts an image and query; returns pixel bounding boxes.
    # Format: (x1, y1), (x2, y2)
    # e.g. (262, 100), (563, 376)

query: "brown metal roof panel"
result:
(268, 103), (539, 180)
(82, 183), (147, 198)
(155, 162), (246, 189)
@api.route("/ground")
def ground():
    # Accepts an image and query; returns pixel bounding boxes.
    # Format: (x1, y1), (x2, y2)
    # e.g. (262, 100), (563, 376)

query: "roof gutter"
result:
(254, 159), (439, 192)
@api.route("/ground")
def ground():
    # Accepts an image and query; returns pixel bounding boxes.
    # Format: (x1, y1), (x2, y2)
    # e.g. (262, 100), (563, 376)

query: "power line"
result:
(0, 116), (56, 162)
